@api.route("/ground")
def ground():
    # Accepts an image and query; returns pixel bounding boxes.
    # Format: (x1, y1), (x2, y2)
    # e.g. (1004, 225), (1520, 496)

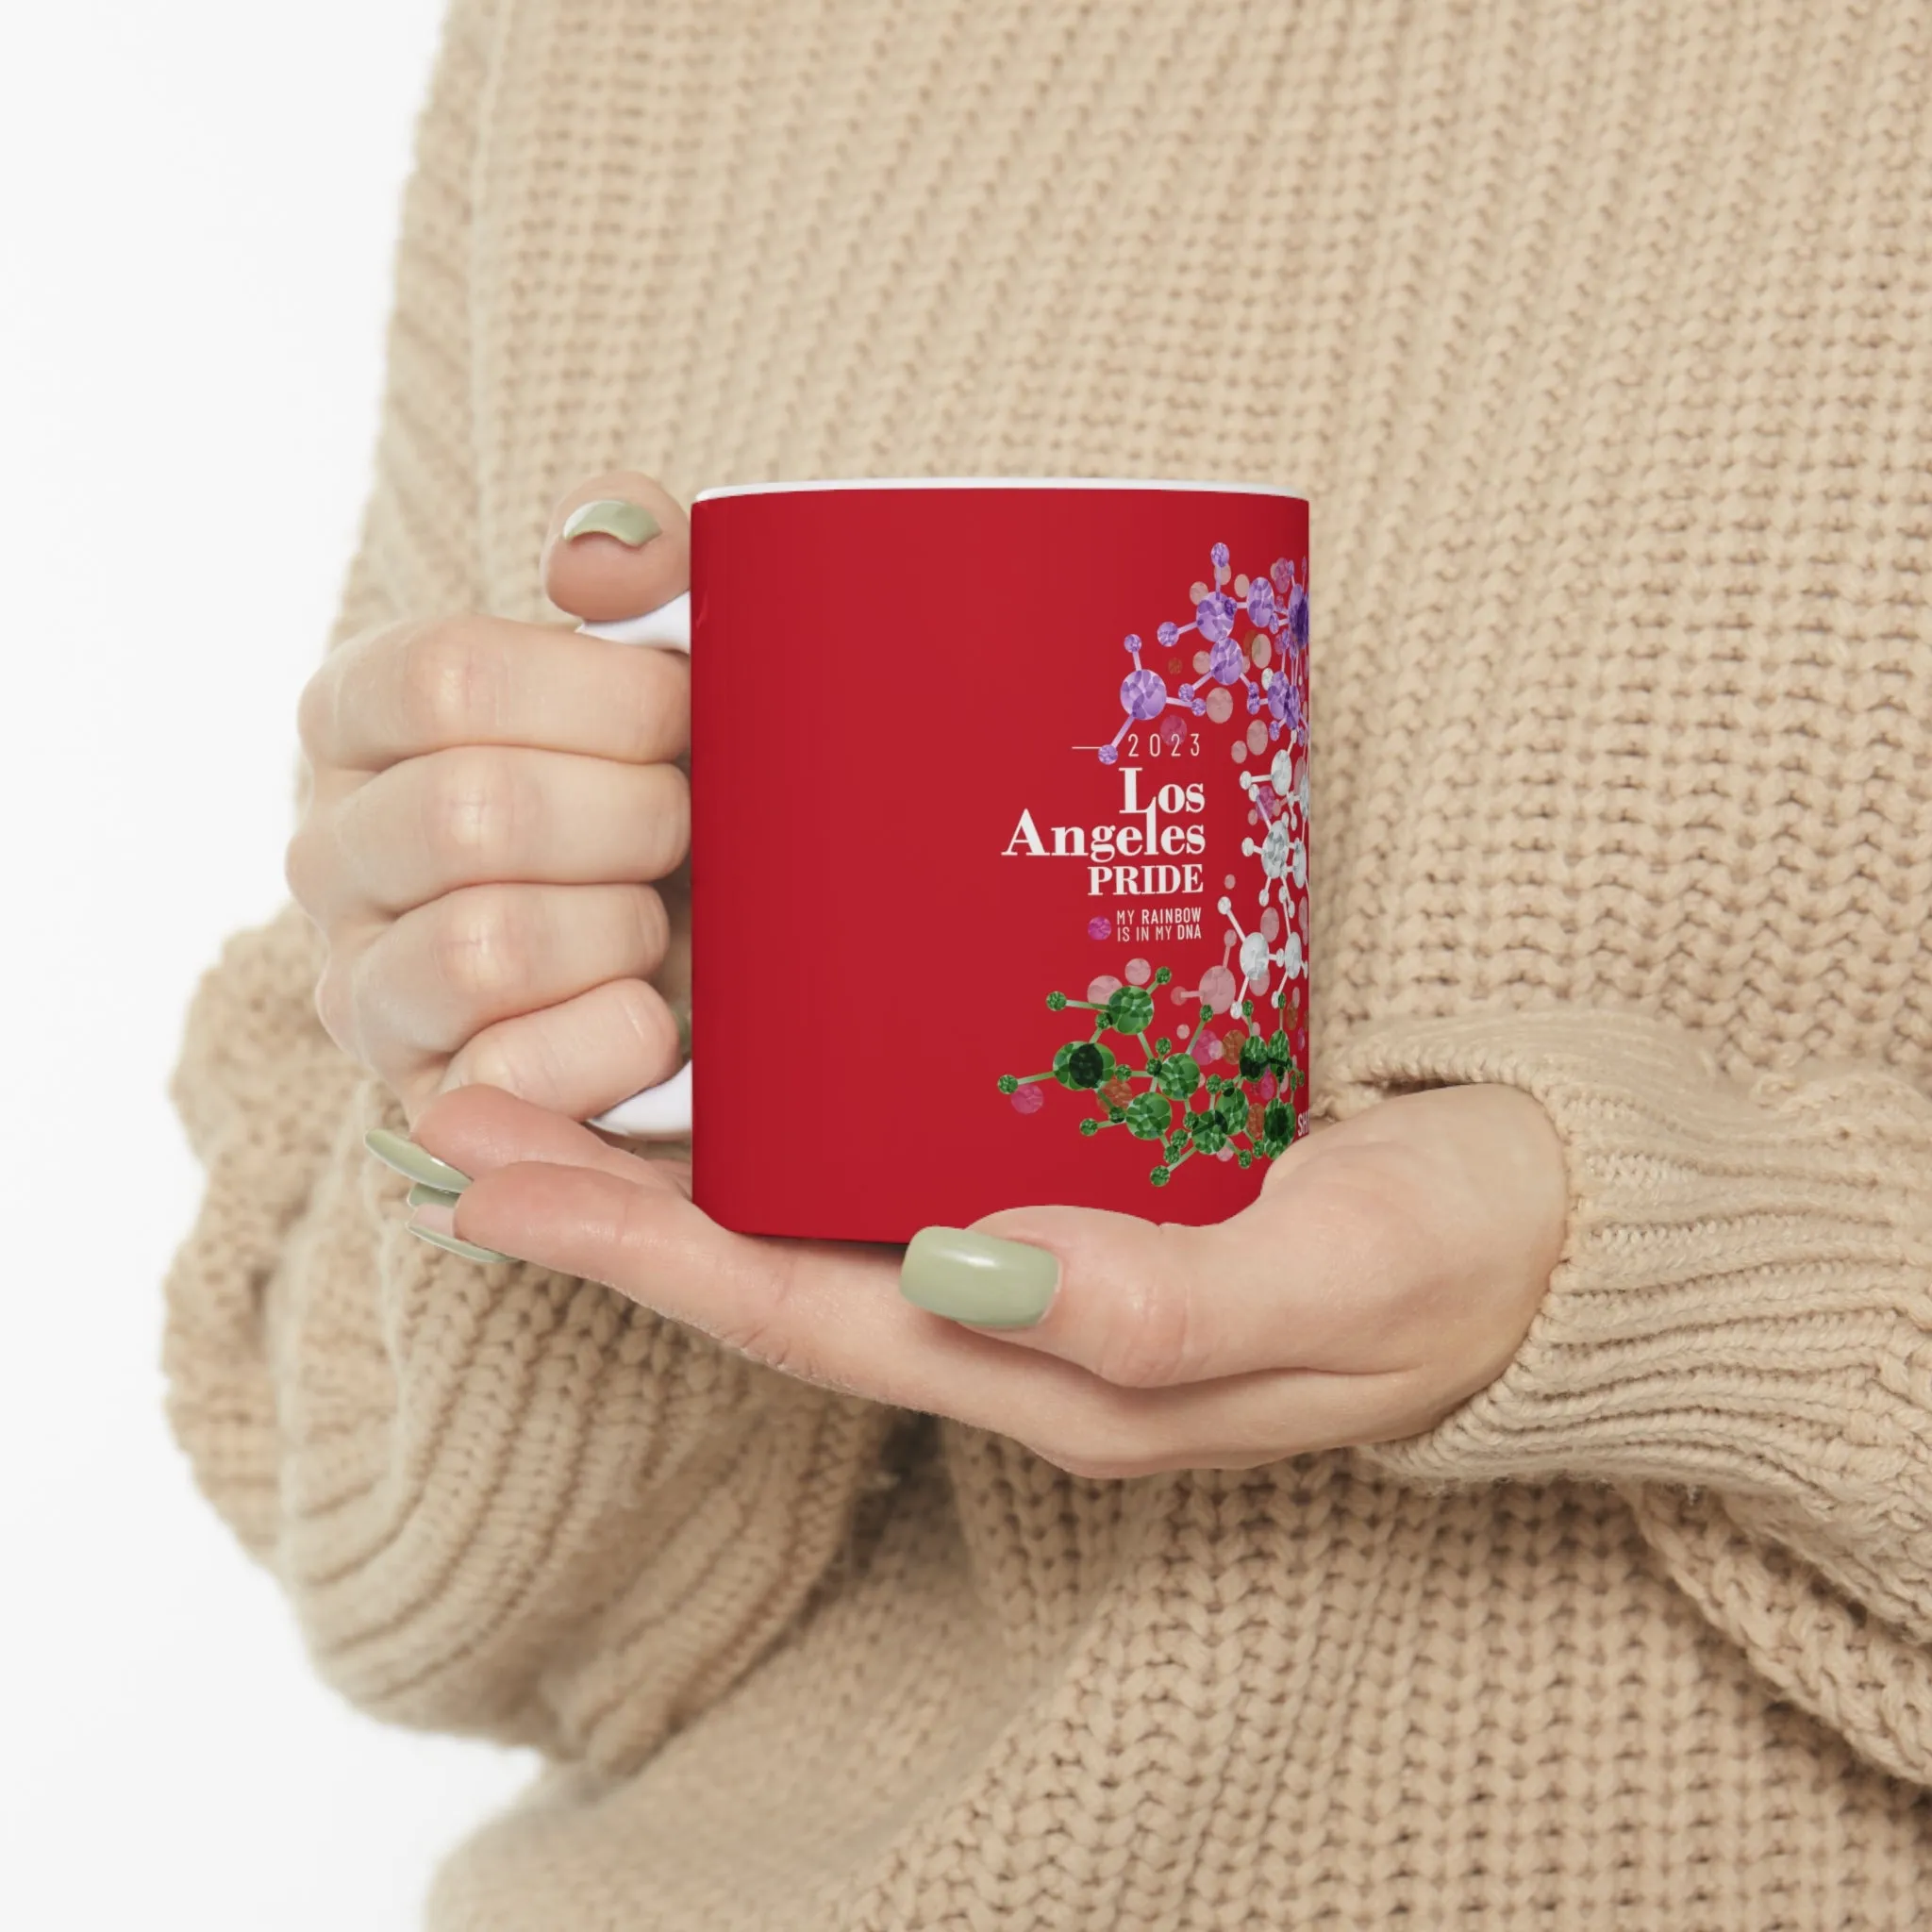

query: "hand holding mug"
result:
(357, 466), (1568, 1468)
(321, 471), (1313, 1233)
(401, 1078), (1567, 1477)
(287, 473), (695, 1124)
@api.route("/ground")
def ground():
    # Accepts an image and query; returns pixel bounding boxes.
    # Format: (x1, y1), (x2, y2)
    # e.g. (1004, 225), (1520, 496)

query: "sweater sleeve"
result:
(1322, 1007), (1932, 1790)
(160, 0), (902, 1774)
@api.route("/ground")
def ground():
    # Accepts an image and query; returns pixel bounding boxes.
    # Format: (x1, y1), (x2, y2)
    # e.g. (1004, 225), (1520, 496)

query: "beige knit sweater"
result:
(163, 1), (1932, 1924)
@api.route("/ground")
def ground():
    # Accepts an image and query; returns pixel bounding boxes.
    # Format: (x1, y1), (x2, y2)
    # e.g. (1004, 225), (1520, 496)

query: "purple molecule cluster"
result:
(1089, 541), (1312, 1074)
(1095, 543), (1308, 765)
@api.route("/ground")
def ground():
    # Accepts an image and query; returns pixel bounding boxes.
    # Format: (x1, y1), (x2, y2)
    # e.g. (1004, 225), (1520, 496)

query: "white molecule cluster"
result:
(1218, 743), (1310, 1017)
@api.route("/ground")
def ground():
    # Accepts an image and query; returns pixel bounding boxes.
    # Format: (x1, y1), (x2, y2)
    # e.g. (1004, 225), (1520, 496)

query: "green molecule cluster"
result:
(997, 967), (1306, 1185)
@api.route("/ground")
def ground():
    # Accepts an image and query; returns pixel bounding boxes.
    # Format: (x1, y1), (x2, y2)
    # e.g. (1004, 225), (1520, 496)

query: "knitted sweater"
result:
(163, 1), (1932, 1924)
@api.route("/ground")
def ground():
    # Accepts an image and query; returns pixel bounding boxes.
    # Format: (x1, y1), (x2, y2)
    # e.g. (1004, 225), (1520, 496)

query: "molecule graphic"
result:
(1095, 543), (1309, 765)
(997, 970), (1303, 1184)
(999, 541), (1310, 1186)
(1223, 744), (1311, 1017)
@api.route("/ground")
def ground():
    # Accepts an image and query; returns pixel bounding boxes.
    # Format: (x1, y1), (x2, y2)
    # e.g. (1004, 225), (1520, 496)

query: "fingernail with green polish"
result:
(407, 1223), (513, 1266)
(364, 1128), (471, 1193)
(899, 1228), (1059, 1328)
(407, 1182), (463, 1212)
(561, 497), (660, 546)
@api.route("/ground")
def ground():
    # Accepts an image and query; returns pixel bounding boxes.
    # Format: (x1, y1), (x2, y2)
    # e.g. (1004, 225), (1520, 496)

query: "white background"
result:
(0, 6), (540, 1926)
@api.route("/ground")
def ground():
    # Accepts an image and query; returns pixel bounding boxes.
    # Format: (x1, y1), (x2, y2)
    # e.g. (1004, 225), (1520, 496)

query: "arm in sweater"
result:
(160, 0), (898, 1774)
(1324, 1008), (1932, 1789)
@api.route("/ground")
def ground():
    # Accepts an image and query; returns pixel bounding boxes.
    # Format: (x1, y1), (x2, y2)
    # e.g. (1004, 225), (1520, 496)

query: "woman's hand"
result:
(288, 473), (693, 1124)
(399, 1081), (1569, 1475)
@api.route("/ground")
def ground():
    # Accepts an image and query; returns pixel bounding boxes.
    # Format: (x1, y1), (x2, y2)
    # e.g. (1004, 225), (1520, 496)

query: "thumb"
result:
(897, 1176), (1354, 1390)
(892, 1128), (1422, 1391)
(540, 470), (691, 624)
(901, 1091), (1563, 1392)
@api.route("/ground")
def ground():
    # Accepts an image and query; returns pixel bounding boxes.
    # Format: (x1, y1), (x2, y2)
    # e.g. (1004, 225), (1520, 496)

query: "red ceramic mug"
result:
(582, 478), (1309, 1244)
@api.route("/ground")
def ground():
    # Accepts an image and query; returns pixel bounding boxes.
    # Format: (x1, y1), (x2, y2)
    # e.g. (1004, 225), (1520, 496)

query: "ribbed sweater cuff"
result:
(1319, 1008), (1932, 1507)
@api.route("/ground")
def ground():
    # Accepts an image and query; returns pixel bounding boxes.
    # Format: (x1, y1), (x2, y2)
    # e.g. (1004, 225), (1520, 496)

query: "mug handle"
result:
(576, 591), (693, 1138)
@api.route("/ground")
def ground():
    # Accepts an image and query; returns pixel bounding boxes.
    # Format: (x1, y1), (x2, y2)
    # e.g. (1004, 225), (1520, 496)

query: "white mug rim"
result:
(692, 475), (1307, 504)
